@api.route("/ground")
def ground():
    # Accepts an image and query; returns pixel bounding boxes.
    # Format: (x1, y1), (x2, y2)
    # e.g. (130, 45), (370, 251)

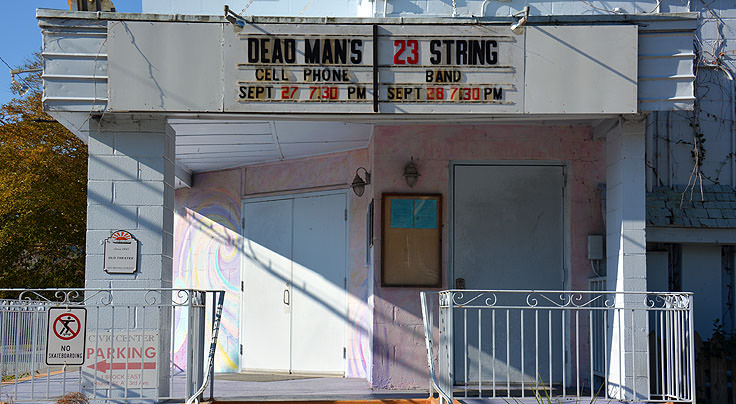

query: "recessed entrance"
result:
(240, 190), (348, 375)
(451, 163), (566, 385)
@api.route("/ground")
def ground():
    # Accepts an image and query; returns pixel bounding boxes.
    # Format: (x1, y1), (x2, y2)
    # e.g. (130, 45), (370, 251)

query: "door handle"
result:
(283, 288), (290, 305)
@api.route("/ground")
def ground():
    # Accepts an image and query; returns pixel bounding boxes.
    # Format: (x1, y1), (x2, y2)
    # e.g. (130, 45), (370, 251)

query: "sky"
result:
(0, 0), (142, 106)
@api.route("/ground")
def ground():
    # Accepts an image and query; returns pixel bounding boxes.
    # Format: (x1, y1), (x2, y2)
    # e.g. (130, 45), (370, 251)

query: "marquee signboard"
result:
(223, 24), (523, 113)
(224, 24), (375, 113)
(105, 21), (637, 114)
(376, 25), (522, 113)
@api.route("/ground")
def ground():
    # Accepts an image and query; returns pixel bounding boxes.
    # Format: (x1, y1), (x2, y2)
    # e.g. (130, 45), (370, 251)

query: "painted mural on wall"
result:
(173, 169), (242, 372)
(346, 241), (372, 380)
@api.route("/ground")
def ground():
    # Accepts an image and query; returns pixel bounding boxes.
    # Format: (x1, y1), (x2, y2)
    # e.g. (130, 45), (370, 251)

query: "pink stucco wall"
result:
(369, 124), (605, 389)
(173, 123), (605, 389)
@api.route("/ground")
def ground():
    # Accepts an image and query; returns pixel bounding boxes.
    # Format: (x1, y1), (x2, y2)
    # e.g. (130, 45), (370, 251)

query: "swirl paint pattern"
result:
(173, 170), (242, 373)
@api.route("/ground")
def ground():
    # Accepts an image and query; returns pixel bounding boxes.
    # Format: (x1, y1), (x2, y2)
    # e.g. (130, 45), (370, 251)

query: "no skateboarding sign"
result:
(46, 307), (87, 365)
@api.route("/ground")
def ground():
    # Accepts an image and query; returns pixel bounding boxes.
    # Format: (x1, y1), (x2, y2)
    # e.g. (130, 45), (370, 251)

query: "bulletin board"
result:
(381, 193), (442, 287)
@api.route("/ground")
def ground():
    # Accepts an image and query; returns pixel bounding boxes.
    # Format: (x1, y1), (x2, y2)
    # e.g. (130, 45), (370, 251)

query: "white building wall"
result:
(646, 250), (668, 291)
(642, 1), (736, 341)
(646, 1), (736, 188)
(682, 245), (724, 337)
(143, 0), (374, 17)
(142, 0), (689, 16)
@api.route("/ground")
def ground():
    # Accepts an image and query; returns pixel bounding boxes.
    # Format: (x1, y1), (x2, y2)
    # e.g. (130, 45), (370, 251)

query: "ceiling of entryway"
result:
(169, 119), (373, 174)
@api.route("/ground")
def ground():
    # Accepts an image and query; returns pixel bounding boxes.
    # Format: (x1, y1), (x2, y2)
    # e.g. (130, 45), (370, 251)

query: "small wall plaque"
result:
(103, 230), (138, 274)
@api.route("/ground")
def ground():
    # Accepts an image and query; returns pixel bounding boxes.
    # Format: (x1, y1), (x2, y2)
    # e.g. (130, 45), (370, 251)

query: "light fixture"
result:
(403, 157), (420, 188)
(10, 74), (29, 96)
(224, 5), (246, 28)
(70, 0), (116, 12)
(9, 68), (41, 97)
(351, 167), (371, 197)
(510, 6), (530, 34)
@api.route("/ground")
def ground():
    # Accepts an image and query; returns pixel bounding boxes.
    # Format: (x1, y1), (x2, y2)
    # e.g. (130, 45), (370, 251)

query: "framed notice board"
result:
(381, 193), (442, 287)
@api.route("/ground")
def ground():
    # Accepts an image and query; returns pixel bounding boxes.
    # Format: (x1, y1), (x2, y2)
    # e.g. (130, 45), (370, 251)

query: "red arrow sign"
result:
(87, 360), (156, 373)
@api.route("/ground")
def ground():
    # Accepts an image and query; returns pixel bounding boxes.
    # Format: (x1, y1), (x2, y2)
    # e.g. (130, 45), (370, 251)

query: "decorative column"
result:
(605, 114), (649, 400)
(84, 115), (175, 398)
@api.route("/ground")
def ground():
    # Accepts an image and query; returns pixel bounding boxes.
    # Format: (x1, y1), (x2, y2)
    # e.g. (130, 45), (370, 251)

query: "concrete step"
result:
(198, 399), (434, 404)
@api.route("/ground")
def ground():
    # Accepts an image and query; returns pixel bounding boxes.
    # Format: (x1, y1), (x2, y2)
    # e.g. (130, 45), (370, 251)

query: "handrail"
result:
(186, 290), (226, 404)
(422, 289), (695, 403)
(439, 288), (693, 295)
(420, 291), (453, 404)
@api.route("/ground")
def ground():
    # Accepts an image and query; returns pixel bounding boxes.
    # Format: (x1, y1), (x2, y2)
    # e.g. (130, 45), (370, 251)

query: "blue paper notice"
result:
(413, 199), (437, 229)
(390, 199), (413, 228)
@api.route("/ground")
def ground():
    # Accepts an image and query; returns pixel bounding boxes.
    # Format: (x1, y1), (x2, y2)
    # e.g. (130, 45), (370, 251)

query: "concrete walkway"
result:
(202, 373), (426, 401)
(1, 370), (427, 403)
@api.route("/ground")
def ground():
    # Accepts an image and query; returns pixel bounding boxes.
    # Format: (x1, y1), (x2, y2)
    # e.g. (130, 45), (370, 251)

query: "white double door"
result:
(240, 191), (347, 375)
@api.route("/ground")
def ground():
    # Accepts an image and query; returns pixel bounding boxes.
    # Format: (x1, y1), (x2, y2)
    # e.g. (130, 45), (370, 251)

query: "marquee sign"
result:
(224, 24), (523, 113)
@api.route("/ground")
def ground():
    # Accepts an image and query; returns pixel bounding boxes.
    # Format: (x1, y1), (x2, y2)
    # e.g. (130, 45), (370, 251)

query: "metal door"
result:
(241, 191), (347, 375)
(290, 193), (347, 374)
(452, 164), (565, 386)
(242, 198), (293, 373)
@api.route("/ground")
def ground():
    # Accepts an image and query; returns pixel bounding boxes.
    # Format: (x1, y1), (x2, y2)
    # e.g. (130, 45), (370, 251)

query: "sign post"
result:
(46, 307), (87, 365)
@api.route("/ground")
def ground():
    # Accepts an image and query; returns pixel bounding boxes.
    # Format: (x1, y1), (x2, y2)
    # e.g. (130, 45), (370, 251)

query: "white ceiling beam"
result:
(175, 164), (192, 189)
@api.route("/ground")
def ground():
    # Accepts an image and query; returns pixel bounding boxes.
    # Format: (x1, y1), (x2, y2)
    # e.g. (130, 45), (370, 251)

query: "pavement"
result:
(0, 370), (427, 403)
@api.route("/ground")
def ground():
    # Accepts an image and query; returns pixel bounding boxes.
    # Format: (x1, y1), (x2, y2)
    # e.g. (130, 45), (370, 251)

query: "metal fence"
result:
(0, 288), (224, 404)
(0, 299), (52, 379)
(421, 289), (695, 404)
(588, 277), (607, 378)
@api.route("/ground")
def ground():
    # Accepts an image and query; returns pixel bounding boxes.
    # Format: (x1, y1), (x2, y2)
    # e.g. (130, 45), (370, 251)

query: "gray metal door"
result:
(452, 164), (565, 386)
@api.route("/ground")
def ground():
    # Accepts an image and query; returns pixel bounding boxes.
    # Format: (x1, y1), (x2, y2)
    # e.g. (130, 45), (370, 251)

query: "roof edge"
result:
(36, 8), (698, 24)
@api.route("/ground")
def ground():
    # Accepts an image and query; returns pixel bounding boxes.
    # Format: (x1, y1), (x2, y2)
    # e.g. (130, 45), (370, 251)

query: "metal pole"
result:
(209, 292), (216, 400)
(447, 293), (454, 403)
(197, 291), (206, 401)
(688, 298), (696, 404)
(186, 293), (196, 399)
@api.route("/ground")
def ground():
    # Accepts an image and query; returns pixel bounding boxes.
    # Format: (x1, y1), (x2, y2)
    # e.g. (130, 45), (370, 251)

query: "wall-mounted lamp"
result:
(9, 68), (42, 97)
(510, 6), (530, 34)
(351, 167), (371, 197)
(403, 157), (420, 188)
(224, 5), (246, 28)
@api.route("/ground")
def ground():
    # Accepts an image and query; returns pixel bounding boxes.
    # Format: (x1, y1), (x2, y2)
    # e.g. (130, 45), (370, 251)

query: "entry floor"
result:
(1, 370), (426, 403)
(202, 373), (425, 401)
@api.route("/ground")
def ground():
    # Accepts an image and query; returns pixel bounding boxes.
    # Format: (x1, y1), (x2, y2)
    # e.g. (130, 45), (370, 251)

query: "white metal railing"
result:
(420, 289), (695, 403)
(0, 288), (224, 404)
(588, 278), (607, 378)
(0, 299), (52, 379)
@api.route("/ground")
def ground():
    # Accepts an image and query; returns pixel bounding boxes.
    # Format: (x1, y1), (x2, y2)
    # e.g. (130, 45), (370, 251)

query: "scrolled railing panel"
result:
(422, 289), (695, 403)
(0, 288), (224, 404)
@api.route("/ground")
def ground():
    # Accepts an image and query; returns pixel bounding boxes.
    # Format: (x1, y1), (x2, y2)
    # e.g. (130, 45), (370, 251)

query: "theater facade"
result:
(39, 7), (696, 392)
